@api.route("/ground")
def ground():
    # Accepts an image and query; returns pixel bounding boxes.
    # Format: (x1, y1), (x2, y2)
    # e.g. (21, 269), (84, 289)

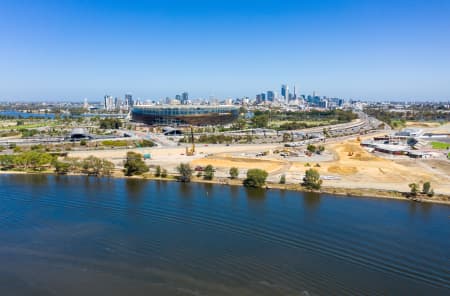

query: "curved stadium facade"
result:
(131, 105), (239, 126)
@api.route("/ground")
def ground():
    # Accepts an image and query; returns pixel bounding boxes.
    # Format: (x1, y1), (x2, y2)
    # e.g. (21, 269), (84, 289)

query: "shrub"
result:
(53, 160), (71, 175)
(243, 169), (268, 188)
(161, 168), (168, 178)
(102, 140), (128, 147)
(141, 139), (156, 147)
(303, 168), (322, 190)
(279, 174), (286, 184)
(422, 181), (431, 194)
(409, 183), (419, 196)
(229, 167), (239, 179)
(307, 144), (316, 153)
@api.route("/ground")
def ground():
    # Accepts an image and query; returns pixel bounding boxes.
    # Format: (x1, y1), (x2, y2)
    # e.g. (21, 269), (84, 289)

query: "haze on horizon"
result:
(0, 0), (449, 102)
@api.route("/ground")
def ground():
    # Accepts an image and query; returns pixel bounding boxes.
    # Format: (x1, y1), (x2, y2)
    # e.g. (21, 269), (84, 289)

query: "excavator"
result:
(186, 126), (195, 156)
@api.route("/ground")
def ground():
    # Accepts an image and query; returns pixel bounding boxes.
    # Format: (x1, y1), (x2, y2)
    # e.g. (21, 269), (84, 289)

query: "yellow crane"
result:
(186, 126), (195, 156)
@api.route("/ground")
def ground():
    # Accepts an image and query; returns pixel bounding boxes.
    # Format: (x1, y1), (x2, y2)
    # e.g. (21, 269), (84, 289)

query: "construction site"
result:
(64, 121), (450, 198)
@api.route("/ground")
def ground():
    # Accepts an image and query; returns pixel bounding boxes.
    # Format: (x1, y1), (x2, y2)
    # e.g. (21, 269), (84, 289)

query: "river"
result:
(0, 175), (448, 295)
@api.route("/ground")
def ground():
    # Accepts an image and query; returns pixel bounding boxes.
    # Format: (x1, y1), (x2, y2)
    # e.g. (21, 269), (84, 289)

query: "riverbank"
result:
(1, 169), (449, 205)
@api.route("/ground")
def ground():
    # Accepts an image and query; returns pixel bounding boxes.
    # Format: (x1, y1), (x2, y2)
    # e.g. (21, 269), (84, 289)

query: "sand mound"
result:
(327, 166), (358, 175)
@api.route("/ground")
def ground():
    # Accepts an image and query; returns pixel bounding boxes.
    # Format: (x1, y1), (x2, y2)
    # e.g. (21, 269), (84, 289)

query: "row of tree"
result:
(172, 162), (323, 191)
(409, 181), (434, 197)
(0, 151), (115, 176)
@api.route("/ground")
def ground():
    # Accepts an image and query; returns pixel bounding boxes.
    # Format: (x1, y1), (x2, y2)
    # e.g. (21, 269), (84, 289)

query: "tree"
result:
(101, 159), (115, 176)
(99, 118), (122, 129)
(251, 114), (269, 128)
(303, 168), (322, 190)
(317, 145), (325, 154)
(81, 156), (114, 176)
(422, 181), (431, 194)
(161, 168), (168, 178)
(232, 118), (247, 130)
(0, 155), (15, 170)
(123, 152), (149, 176)
(176, 163), (192, 182)
(409, 183), (419, 196)
(203, 164), (215, 180)
(279, 174), (286, 184)
(307, 144), (316, 153)
(155, 165), (161, 177)
(243, 168), (268, 188)
(81, 156), (103, 176)
(53, 160), (71, 175)
(229, 167), (239, 179)
(15, 151), (54, 171)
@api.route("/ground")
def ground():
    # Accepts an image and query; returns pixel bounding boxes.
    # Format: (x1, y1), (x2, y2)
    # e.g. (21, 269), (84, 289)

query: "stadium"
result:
(131, 105), (239, 126)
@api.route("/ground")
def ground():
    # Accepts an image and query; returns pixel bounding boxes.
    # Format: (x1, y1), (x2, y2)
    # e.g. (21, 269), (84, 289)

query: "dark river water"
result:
(0, 175), (448, 295)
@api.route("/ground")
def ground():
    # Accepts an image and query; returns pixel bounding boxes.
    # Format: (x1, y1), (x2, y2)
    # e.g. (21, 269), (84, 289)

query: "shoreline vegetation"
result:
(1, 169), (448, 206)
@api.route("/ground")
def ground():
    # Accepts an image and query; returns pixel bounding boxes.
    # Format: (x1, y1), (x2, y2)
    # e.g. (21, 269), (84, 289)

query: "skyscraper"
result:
(181, 92), (189, 104)
(125, 93), (133, 108)
(104, 95), (115, 111)
(281, 84), (289, 102)
(267, 91), (275, 102)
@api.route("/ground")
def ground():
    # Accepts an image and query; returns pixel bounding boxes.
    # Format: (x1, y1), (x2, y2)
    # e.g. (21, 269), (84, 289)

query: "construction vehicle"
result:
(186, 126), (196, 156)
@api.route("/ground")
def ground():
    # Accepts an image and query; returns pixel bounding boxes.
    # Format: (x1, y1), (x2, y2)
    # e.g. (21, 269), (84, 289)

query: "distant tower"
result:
(281, 84), (289, 103)
(83, 98), (89, 109)
(267, 91), (275, 102)
(125, 93), (133, 108)
(181, 92), (189, 104)
(293, 85), (297, 99)
(104, 95), (114, 111)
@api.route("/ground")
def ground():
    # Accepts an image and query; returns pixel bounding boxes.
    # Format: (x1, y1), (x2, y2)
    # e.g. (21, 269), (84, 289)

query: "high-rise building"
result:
(281, 84), (289, 102)
(104, 95), (115, 111)
(125, 94), (133, 108)
(261, 93), (266, 102)
(267, 91), (275, 102)
(181, 92), (189, 104)
(114, 97), (121, 109)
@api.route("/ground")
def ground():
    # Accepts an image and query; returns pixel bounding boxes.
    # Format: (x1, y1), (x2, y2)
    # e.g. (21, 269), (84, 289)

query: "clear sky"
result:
(1, 0), (449, 101)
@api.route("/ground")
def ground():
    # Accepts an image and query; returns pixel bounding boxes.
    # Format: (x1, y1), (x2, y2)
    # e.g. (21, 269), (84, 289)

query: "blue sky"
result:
(0, 0), (449, 101)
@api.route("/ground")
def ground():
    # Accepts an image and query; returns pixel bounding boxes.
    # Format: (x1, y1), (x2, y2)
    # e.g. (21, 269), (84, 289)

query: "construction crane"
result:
(186, 126), (195, 156)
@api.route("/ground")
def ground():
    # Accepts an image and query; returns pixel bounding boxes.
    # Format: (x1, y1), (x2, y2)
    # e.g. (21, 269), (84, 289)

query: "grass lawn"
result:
(431, 141), (450, 150)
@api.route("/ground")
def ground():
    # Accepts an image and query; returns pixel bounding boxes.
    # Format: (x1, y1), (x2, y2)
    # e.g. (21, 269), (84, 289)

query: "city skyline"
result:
(1, 0), (450, 101)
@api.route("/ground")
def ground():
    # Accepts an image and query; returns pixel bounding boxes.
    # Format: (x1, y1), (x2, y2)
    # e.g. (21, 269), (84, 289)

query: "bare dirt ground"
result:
(405, 121), (442, 128)
(296, 140), (450, 195)
(68, 134), (450, 196)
